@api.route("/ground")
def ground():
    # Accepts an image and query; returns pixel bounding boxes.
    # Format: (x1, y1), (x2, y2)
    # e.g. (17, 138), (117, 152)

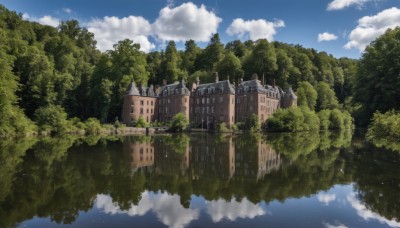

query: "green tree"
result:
(353, 27), (400, 126)
(161, 41), (185, 83)
(215, 52), (243, 82)
(195, 33), (224, 71)
(134, 116), (148, 128)
(244, 114), (260, 132)
(296, 81), (317, 110)
(243, 39), (277, 79)
(181, 40), (200, 75)
(33, 104), (69, 134)
(316, 82), (339, 111)
(170, 113), (189, 132)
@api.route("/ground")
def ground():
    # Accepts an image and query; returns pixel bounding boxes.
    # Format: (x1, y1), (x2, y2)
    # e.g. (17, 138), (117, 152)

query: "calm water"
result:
(1, 131), (400, 228)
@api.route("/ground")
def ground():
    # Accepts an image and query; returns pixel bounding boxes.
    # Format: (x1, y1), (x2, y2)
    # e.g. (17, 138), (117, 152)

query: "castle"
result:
(122, 73), (297, 128)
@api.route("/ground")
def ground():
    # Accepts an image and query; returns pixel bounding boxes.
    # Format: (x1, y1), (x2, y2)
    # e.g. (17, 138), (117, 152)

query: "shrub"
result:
(134, 116), (148, 128)
(170, 113), (189, 132)
(244, 114), (260, 132)
(217, 123), (229, 132)
(34, 105), (68, 134)
(367, 110), (400, 141)
(84, 118), (103, 135)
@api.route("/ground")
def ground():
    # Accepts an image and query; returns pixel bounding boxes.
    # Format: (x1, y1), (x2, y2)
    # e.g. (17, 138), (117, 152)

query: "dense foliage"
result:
(170, 113), (189, 132)
(266, 107), (352, 132)
(367, 111), (400, 149)
(353, 27), (400, 126)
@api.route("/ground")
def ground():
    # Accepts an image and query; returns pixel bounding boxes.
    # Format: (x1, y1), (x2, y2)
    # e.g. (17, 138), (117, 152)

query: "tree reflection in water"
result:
(0, 130), (399, 227)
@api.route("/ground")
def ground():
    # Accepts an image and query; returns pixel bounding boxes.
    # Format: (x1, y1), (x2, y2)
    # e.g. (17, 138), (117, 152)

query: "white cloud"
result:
(206, 197), (266, 222)
(323, 221), (349, 228)
(226, 18), (285, 41)
(347, 193), (400, 227)
(38, 16), (60, 27)
(152, 2), (222, 42)
(327, 0), (368, 11)
(318, 32), (338, 42)
(87, 15), (155, 52)
(318, 193), (337, 205)
(344, 7), (400, 51)
(22, 13), (59, 27)
(96, 192), (199, 228)
(63, 8), (72, 14)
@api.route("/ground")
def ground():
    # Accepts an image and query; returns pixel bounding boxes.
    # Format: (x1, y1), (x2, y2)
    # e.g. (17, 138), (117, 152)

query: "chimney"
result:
(196, 77), (200, 86)
(262, 73), (265, 85)
(215, 72), (219, 83)
(273, 79), (276, 87)
(155, 85), (160, 95)
(240, 78), (243, 83)
(163, 79), (167, 86)
(252, 73), (258, 80)
(227, 74), (230, 83)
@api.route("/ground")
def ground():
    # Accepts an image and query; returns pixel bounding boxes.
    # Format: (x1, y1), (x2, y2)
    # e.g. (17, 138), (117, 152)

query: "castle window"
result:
(168, 99), (170, 103)
(219, 115), (224, 121)
(140, 100), (144, 105)
(147, 100), (149, 105)
(131, 101), (134, 105)
(147, 109), (149, 114)
(151, 101), (153, 105)
(185, 98), (187, 103)
(207, 98), (210, 104)
(212, 97), (215, 103)
(202, 98), (205, 104)
(197, 98), (200, 104)
(140, 108), (143, 114)
(211, 106), (214, 113)
(130, 108), (134, 113)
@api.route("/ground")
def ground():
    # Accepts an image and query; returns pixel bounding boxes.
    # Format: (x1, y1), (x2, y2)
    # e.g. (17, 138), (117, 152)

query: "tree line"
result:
(2, 5), (398, 136)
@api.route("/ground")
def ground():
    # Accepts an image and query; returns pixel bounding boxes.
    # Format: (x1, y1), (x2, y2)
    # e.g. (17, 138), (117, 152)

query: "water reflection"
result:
(1, 130), (400, 227)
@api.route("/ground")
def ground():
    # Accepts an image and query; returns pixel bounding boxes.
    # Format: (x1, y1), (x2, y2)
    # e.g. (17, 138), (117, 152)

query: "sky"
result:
(1, 0), (400, 59)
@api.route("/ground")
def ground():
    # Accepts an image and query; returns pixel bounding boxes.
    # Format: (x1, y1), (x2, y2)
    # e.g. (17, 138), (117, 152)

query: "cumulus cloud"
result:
(96, 192), (199, 228)
(318, 193), (337, 205)
(347, 193), (400, 227)
(318, 32), (338, 42)
(152, 2), (222, 42)
(323, 221), (349, 228)
(226, 18), (285, 41)
(63, 8), (72, 14)
(87, 15), (155, 52)
(344, 7), (400, 51)
(23, 14), (60, 27)
(38, 16), (60, 27)
(206, 197), (266, 222)
(327, 0), (368, 11)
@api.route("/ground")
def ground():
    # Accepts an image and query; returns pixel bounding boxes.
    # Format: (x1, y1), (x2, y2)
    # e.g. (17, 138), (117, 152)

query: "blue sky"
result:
(1, 0), (400, 59)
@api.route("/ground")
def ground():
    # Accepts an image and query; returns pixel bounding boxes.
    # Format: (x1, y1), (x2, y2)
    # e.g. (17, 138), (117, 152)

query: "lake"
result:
(1, 131), (399, 228)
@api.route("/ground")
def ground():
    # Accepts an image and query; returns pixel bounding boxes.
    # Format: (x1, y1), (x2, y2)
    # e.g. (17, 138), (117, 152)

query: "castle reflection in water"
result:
(124, 134), (283, 180)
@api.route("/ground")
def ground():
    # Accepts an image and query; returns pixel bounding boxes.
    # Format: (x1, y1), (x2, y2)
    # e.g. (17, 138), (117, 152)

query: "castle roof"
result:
(126, 81), (140, 96)
(194, 80), (235, 95)
(284, 87), (297, 100)
(159, 79), (190, 97)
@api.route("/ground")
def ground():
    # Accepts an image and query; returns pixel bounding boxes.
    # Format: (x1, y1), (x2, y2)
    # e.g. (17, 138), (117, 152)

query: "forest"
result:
(0, 5), (399, 137)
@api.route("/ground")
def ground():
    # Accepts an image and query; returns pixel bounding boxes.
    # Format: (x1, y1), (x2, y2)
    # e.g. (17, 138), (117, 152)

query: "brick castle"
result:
(122, 73), (297, 128)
